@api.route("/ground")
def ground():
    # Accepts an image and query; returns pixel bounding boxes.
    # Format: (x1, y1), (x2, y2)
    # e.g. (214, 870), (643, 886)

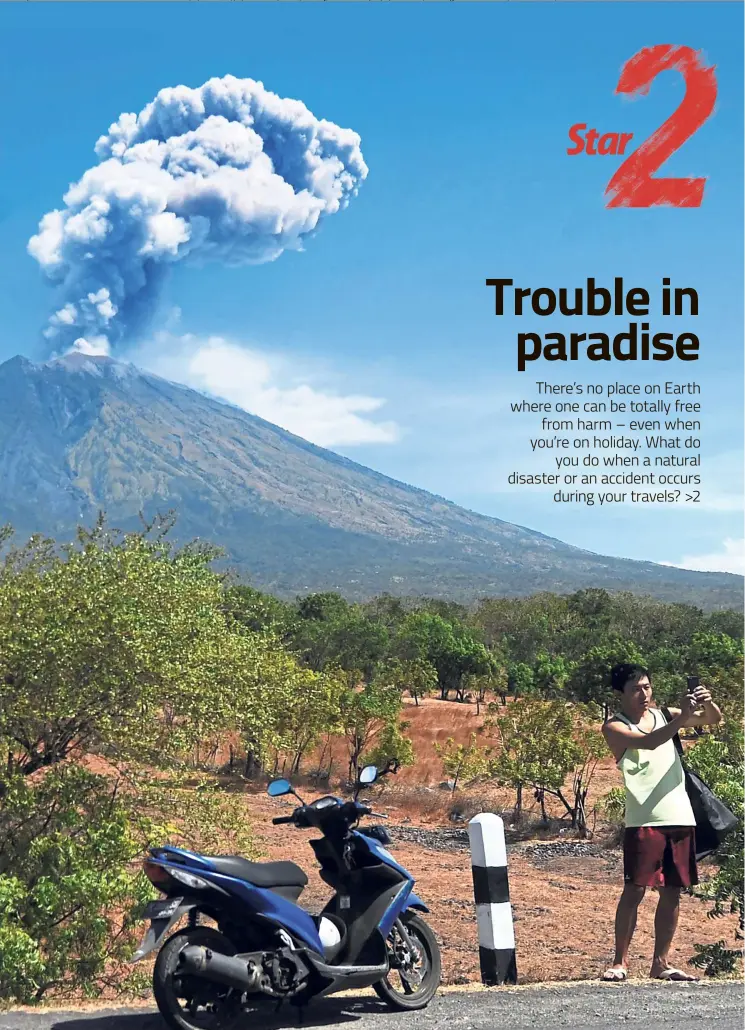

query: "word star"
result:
(567, 123), (634, 156)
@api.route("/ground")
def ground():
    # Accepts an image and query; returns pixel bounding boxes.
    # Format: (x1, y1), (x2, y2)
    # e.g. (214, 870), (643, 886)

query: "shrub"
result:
(686, 720), (744, 975)
(600, 787), (626, 825)
(0, 766), (155, 1004)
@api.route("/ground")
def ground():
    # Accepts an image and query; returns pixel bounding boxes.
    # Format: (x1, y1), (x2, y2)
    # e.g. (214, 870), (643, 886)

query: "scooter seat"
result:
(207, 855), (308, 889)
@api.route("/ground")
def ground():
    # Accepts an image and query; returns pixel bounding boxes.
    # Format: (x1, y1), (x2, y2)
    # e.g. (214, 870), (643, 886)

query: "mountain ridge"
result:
(0, 353), (740, 609)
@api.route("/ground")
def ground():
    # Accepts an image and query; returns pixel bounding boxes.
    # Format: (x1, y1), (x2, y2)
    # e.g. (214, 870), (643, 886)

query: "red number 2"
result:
(605, 45), (717, 208)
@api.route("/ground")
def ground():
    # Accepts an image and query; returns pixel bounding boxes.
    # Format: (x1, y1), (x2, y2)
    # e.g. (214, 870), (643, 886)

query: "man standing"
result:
(601, 663), (722, 982)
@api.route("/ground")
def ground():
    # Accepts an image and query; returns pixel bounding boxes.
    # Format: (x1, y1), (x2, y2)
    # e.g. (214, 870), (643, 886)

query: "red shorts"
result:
(623, 826), (698, 888)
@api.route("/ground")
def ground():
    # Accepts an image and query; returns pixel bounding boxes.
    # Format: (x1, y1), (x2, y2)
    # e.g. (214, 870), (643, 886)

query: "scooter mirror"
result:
(267, 778), (292, 797)
(359, 765), (378, 785)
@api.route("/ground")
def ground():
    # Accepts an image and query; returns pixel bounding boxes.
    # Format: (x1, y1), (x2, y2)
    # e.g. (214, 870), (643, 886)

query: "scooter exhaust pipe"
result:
(179, 945), (265, 993)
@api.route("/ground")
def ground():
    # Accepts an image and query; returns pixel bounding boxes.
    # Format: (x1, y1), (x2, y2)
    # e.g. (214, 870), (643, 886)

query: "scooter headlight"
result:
(168, 868), (211, 890)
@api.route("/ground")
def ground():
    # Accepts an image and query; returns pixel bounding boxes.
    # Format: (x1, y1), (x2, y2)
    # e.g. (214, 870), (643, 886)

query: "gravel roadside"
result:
(1, 982), (741, 1030)
(387, 824), (607, 862)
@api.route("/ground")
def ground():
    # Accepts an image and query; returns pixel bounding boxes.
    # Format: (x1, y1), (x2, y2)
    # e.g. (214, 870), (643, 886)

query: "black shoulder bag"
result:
(661, 707), (738, 861)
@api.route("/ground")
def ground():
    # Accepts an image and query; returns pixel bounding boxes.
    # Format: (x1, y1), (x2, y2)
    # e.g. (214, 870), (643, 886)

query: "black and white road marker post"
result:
(468, 812), (517, 986)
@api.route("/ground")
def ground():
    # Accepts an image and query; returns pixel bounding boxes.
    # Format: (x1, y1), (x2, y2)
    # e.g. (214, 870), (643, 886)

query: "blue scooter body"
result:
(135, 801), (428, 963)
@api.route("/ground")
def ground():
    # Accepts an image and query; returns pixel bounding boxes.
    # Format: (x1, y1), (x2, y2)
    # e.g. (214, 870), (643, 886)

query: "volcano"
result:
(0, 353), (739, 609)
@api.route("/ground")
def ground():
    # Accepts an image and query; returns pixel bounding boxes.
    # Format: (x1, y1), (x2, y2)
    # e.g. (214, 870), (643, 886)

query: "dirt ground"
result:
(250, 788), (740, 985)
(249, 696), (740, 984)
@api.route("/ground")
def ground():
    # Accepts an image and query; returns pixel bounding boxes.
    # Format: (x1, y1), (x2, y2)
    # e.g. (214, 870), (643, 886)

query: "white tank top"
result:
(614, 708), (695, 828)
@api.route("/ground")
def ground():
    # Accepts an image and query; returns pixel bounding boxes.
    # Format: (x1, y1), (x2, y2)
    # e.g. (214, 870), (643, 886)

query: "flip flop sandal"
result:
(602, 968), (628, 981)
(655, 968), (699, 982)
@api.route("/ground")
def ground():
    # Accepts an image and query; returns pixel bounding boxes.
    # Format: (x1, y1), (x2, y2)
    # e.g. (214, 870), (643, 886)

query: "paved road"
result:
(1, 982), (742, 1030)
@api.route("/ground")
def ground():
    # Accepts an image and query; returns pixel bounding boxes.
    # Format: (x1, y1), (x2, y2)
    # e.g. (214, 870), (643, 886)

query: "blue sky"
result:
(0, 2), (742, 574)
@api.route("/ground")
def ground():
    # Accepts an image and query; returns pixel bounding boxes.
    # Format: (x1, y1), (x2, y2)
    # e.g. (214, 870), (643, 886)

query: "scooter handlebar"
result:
(271, 800), (384, 828)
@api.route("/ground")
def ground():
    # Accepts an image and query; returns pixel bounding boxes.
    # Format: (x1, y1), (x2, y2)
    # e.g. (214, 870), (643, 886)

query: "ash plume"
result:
(28, 75), (367, 355)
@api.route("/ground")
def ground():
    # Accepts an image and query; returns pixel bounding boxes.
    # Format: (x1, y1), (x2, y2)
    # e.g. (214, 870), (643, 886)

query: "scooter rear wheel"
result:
(373, 913), (441, 1011)
(153, 926), (239, 1030)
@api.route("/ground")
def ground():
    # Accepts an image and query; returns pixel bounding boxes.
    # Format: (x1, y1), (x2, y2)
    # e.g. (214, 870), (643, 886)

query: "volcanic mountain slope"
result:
(0, 353), (740, 608)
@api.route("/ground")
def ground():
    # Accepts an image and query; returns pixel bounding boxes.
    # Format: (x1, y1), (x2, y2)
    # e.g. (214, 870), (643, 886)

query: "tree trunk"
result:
(315, 735), (330, 778)
(348, 737), (362, 784)
(553, 788), (574, 820)
(537, 788), (547, 822)
(515, 783), (523, 823)
(575, 787), (588, 837)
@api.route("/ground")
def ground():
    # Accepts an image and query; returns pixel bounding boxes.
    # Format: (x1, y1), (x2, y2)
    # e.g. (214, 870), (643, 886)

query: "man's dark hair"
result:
(610, 663), (650, 692)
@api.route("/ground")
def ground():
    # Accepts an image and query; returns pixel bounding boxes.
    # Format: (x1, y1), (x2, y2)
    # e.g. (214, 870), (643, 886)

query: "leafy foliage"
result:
(685, 720), (744, 969)
(0, 766), (154, 1003)
(339, 678), (409, 782)
(488, 699), (604, 832)
(600, 787), (626, 826)
(434, 734), (489, 791)
(363, 721), (415, 772)
(690, 940), (742, 977)
(392, 612), (495, 701)
(0, 518), (288, 774)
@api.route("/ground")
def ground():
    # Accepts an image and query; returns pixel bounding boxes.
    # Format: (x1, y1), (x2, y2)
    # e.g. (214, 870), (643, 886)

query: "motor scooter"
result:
(133, 763), (441, 1029)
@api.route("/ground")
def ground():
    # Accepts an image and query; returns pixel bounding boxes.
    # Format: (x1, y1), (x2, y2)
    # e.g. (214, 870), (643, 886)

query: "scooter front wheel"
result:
(373, 913), (441, 1011)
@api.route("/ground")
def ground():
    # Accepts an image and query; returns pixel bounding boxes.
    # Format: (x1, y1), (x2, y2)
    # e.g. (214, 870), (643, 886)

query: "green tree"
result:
(0, 519), (310, 1002)
(0, 766), (153, 1004)
(434, 733), (489, 791)
(295, 591), (351, 623)
(507, 661), (534, 699)
(375, 657), (437, 706)
(223, 584), (297, 637)
(687, 631), (743, 673)
(339, 678), (405, 782)
(270, 667), (345, 775)
(0, 764), (260, 1004)
(473, 593), (578, 664)
(566, 588), (614, 634)
(704, 609), (745, 642)
(363, 721), (415, 772)
(465, 666), (508, 713)
(566, 641), (644, 711)
(0, 520), (266, 775)
(532, 652), (574, 700)
(564, 704), (607, 836)
(291, 597), (389, 683)
(489, 699), (591, 826)
(394, 612), (495, 701)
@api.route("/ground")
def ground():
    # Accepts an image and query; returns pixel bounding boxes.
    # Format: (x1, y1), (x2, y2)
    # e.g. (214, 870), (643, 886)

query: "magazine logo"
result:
(567, 45), (717, 208)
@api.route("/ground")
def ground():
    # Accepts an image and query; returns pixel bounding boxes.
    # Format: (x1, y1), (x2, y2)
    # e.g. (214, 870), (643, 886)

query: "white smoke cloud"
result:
(662, 538), (745, 576)
(127, 334), (400, 449)
(28, 75), (367, 354)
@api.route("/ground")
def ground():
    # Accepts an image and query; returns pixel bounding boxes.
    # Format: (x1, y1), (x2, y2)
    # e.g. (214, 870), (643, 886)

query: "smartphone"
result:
(687, 675), (700, 691)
